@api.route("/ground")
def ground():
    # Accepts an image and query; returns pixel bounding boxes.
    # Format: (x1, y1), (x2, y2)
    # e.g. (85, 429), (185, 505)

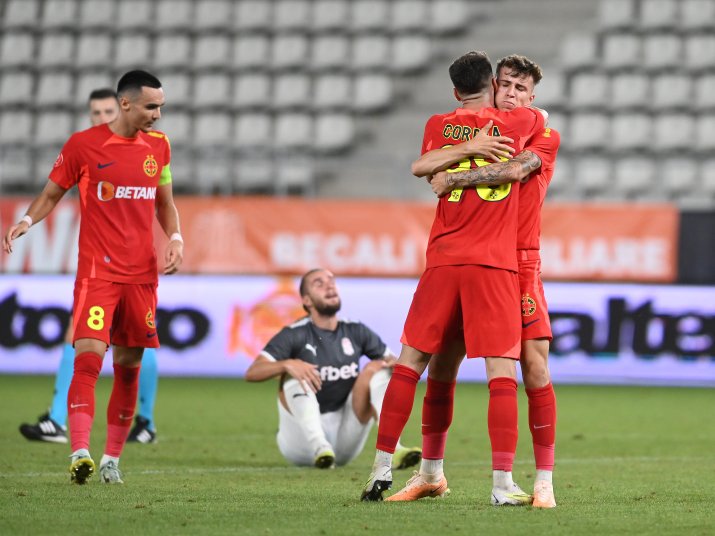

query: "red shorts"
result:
(401, 265), (521, 359)
(72, 277), (159, 348)
(518, 252), (552, 341)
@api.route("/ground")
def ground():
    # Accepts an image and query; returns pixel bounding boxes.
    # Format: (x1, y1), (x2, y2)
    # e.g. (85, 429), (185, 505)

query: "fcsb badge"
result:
(521, 293), (536, 317)
(143, 154), (158, 177)
(145, 309), (155, 329)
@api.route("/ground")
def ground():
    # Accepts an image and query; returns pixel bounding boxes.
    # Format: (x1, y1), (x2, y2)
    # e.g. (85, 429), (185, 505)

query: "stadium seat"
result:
(193, 73), (231, 110)
(35, 111), (74, 146)
(2, 0), (40, 30)
(0, 110), (33, 144)
(165, 149), (193, 193)
(235, 155), (274, 191)
(114, 34), (152, 70)
(78, 0), (116, 30)
(430, 0), (470, 34)
(155, 0), (193, 32)
(560, 34), (598, 71)
(694, 75), (715, 110)
(544, 112), (568, 137)
(392, 35), (431, 73)
(390, 0), (429, 33)
(700, 157), (715, 193)
(598, 0), (636, 30)
(194, 153), (233, 194)
(352, 36), (390, 71)
(233, 113), (272, 150)
(310, 36), (351, 71)
(661, 157), (698, 194)
(610, 73), (649, 111)
(652, 114), (695, 152)
(311, 0), (349, 32)
(0, 32), (34, 68)
(157, 72), (192, 109)
(313, 74), (351, 110)
(76, 34), (113, 70)
(603, 34), (641, 71)
(574, 156), (613, 193)
(546, 156), (573, 197)
(276, 155), (315, 193)
(193, 36), (231, 70)
(0, 147), (33, 191)
(275, 113), (313, 149)
(568, 113), (609, 151)
(351, 0), (390, 32)
(652, 74), (692, 111)
(695, 116), (715, 153)
(640, 0), (679, 30)
(37, 34), (75, 69)
(610, 113), (652, 153)
(274, 0), (311, 31)
(314, 114), (354, 153)
(569, 73), (609, 110)
(642, 34), (682, 72)
(354, 74), (393, 112)
(684, 35), (715, 72)
(235, 0), (273, 31)
(73, 72), (114, 108)
(232, 35), (271, 71)
(41, 0), (79, 30)
(232, 73), (271, 110)
(273, 73), (311, 110)
(680, 0), (715, 31)
(614, 157), (656, 197)
(116, 0), (154, 32)
(0, 72), (34, 107)
(36, 73), (74, 108)
(156, 111), (192, 147)
(194, 112), (232, 148)
(155, 35), (192, 69)
(534, 72), (567, 111)
(194, 0), (234, 32)
(271, 35), (310, 70)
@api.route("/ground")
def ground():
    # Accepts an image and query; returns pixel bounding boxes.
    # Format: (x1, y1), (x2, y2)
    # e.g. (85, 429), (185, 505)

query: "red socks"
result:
(105, 364), (141, 457)
(68, 352), (103, 451)
(376, 364), (421, 453)
(421, 377), (456, 459)
(488, 377), (518, 471)
(526, 383), (557, 471)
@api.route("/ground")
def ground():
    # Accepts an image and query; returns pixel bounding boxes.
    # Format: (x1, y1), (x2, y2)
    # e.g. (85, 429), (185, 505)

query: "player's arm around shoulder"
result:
(155, 183), (183, 275)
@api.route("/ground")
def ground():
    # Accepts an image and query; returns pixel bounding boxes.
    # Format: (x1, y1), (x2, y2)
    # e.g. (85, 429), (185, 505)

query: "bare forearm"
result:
(447, 151), (541, 188)
(244, 359), (287, 382)
(24, 182), (67, 224)
(411, 145), (472, 177)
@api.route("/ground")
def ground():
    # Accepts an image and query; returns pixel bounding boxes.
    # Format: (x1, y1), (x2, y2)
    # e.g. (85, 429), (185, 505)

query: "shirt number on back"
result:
(442, 145), (511, 202)
(87, 306), (105, 331)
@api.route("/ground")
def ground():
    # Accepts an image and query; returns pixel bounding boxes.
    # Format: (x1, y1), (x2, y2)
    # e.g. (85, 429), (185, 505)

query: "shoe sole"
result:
(314, 455), (336, 469)
(361, 479), (392, 502)
(394, 450), (422, 470)
(70, 458), (95, 485)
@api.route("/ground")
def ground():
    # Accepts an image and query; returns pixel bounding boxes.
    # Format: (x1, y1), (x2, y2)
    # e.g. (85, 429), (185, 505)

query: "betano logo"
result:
(97, 181), (156, 202)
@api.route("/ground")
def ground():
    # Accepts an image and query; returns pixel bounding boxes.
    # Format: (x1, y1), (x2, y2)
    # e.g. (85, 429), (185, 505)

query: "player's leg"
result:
(350, 360), (421, 470)
(127, 347), (158, 444)
(332, 391), (374, 466)
(19, 322), (74, 443)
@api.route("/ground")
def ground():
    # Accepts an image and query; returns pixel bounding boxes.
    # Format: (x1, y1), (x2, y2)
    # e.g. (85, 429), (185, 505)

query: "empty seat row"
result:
(1, 0), (471, 35)
(598, 0), (715, 31)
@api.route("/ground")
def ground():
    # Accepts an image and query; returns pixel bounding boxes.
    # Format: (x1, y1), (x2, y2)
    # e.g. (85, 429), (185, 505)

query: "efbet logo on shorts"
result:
(145, 309), (155, 329)
(97, 181), (156, 201)
(143, 154), (158, 177)
(522, 293), (537, 317)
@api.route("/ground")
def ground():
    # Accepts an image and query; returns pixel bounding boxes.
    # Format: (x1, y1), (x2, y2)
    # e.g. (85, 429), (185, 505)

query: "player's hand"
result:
(284, 359), (322, 393)
(461, 120), (514, 162)
(163, 238), (184, 275)
(431, 171), (454, 197)
(2, 221), (30, 254)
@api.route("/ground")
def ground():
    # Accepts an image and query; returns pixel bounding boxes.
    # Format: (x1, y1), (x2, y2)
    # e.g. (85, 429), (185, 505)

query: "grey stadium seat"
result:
(74, 72), (114, 107)
(661, 158), (698, 194)
(390, 0), (429, 33)
(392, 35), (431, 73)
(574, 156), (613, 194)
(193, 113), (232, 148)
(235, 156), (274, 191)
(695, 116), (715, 153)
(42, 0), (79, 30)
(652, 114), (695, 152)
(271, 35), (310, 70)
(37, 34), (75, 69)
(276, 156), (315, 193)
(235, 0), (273, 31)
(274, 0), (311, 31)
(275, 113), (312, 149)
(642, 34), (682, 72)
(610, 113), (652, 153)
(0, 32), (35, 68)
(233, 35), (271, 71)
(36, 72), (74, 108)
(155, 0), (194, 32)
(569, 73), (609, 110)
(430, 0), (470, 34)
(350, 0), (390, 32)
(232, 73), (271, 110)
(652, 74), (692, 111)
(0, 147), (33, 190)
(156, 72), (192, 109)
(311, 0), (349, 32)
(195, 0), (234, 32)
(76, 34), (113, 71)
(233, 113), (272, 151)
(533, 73), (566, 111)
(314, 114), (354, 153)
(598, 0), (636, 30)
(560, 35), (598, 71)
(273, 73), (311, 110)
(193, 73), (231, 110)
(310, 36), (350, 72)
(354, 74), (393, 112)
(610, 73), (650, 111)
(681, 0), (715, 31)
(78, 0), (116, 30)
(114, 34), (152, 70)
(116, 0), (154, 32)
(156, 112), (192, 147)
(0, 72), (34, 107)
(155, 35), (192, 69)
(640, 0), (679, 31)
(0, 110), (33, 144)
(313, 74), (351, 110)
(2, 0), (40, 30)
(568, 113), (609, 151)
(684, 35), (715, 72)
(614, 157), (656, 197)
(602, 34), (641, 71)
(35, 111), (74, 146)
(694, 75), (715, 110)
(193, 36), (231, 70)
(352, 36), (390, 71)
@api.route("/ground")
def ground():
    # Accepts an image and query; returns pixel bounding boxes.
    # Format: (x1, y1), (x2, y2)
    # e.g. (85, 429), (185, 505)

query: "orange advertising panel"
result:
(0, 197), (678, 281)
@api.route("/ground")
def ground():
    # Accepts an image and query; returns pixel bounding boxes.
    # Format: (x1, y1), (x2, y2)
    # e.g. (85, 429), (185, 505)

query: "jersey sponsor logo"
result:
(319, 362), (359, 382)
(97, 181), (157, 201)
(522, 293), (537, 316)
(143, 154), (158, 177)
(341, 337), (355, 356)
(53, 153), (64, 168)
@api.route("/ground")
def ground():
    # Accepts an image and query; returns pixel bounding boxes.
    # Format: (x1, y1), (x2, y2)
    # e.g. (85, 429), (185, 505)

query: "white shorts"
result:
(276, 391), (373, 467)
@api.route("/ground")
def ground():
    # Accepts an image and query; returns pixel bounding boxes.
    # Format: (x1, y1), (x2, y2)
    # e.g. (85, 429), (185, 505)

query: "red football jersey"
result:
(421, 107), (545, 272)
(49, 124), (173, 284)
(517, 128), (561, 251)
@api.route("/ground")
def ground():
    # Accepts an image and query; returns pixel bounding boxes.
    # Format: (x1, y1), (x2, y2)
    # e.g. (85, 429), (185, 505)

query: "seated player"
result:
(245, 268), (421, 469)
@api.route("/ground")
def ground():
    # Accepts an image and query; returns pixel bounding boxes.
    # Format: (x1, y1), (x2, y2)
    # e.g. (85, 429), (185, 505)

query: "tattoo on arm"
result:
(449, 151), (542, 188)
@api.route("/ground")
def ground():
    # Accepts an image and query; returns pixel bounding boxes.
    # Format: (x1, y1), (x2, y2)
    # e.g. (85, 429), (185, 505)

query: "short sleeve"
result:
(356, 323), (389, 360)
(526, 128), (561, 169)
(260, 327), (299, 362)
(48, 134), (81, 189)
(421, 115), (441, 155)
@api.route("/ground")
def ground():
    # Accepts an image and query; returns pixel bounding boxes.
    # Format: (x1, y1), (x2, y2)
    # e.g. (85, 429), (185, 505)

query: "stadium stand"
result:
(0, 0), (710, 205)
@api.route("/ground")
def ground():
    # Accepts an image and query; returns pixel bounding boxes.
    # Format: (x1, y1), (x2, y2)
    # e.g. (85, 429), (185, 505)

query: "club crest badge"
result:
(145, 309), (155, 329)
(143, 154), (158, 177)
(522, 293), (536, 317)
(341, 337), (355, 356)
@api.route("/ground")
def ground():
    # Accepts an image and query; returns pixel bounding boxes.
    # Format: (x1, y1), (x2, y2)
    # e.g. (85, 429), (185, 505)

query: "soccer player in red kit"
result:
(3, 70), (183, 485)
(393, 55), (560, 508)
(360, 51), (545, 502)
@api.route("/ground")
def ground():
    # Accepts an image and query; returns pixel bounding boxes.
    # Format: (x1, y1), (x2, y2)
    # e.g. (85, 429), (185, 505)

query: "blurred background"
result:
(0, 0), (713, 385)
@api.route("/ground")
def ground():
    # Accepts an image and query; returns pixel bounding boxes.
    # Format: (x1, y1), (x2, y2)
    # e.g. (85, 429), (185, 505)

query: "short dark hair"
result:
(496, 54), (543, 85)
(88, 88), (118, 103)
(299, 268), (323, 298)
(449, 51), (494, 96)
(116, 70), (162, 97)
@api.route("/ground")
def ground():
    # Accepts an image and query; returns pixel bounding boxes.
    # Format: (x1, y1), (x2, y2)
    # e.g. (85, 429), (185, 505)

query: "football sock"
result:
(105, 364), (140, 458)
(488, 377), (518, 472)
(421, 377), (456, 460)
(375, 364), (420, 454)
(526, 383), (557, 471)
(536, 469), (553, 483)
(49, 342), (75, 427)
(282, 378), (330, 454)
(420, 458), (444, 480)
(493, 470), (515, 489)
(67, 352), (103, 452)
(100, 454), (119, 467)
(373, 449), (393, 471)
(137, 348), (158, 431)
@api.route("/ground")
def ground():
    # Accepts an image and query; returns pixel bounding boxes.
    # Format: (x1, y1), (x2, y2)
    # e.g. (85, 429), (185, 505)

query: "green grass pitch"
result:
(1, 375), (713, 535)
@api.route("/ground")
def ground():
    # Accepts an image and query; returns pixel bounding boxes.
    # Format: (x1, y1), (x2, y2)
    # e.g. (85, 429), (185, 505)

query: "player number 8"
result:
(87, 306), (105, 331)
